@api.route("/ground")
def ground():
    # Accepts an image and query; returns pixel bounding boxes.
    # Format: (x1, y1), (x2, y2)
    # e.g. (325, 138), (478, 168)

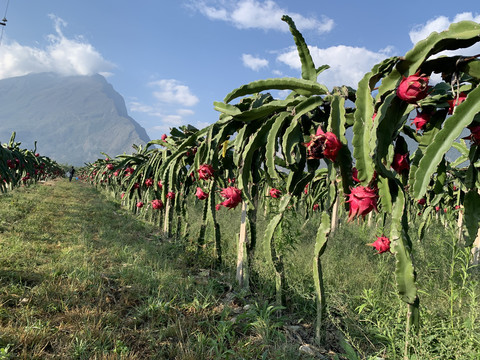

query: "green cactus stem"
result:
(313, 211), (331, 343)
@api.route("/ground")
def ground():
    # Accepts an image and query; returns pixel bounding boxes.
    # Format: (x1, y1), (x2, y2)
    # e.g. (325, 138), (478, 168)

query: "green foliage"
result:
(281, 15), (317, 82)
(79, 14), (480, 359)
(412, 86), (480, 199)
(352, 57), (398, 184)
(464, 189), (480, 246)
(223, 77), (328, 103)
(0, 132), (63, 191)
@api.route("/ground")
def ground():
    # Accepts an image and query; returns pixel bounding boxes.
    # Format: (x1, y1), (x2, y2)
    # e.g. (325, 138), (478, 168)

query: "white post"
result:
(163, 198), (171, 237)
(472, 227), (480, 266)
(330, 194), (339, 232)
(236, 201), (248, 288)
(457, 209), (463, 243)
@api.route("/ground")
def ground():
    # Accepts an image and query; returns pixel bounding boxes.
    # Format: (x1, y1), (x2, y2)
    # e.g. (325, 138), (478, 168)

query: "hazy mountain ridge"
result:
(0, 73), (150, 166)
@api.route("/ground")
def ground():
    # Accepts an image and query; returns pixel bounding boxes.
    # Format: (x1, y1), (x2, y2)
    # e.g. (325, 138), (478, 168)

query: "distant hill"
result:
(0, 73), (150, 166)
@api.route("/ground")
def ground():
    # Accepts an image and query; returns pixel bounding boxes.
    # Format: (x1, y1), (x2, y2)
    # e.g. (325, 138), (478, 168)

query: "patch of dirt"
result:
(39, 178), (62, 186)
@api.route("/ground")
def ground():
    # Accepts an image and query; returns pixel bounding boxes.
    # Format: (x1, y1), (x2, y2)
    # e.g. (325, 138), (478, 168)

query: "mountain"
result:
(0, 72), (150, 166)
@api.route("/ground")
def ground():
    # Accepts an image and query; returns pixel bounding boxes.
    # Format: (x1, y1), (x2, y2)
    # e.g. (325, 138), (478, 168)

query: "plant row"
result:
(80, 16), (480, 356)
(0, 132), (63, 192)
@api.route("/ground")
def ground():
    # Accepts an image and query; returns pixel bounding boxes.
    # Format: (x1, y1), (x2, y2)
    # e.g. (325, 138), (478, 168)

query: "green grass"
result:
(0, 180), (313, 359)
(1, 180), (479, 359)
(190, 198), (480, 359)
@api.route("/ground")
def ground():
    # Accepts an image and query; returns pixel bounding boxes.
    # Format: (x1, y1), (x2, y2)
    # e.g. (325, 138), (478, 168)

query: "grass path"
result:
(2, 180), (480, 359)
(0, 179), (303, 359)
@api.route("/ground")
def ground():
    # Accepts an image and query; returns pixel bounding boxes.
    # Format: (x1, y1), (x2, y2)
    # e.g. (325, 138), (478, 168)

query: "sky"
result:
(0, 0), (479, 141)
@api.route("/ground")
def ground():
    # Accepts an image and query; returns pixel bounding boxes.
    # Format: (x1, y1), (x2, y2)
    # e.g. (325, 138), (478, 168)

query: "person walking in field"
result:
(69, 166), (75, 182)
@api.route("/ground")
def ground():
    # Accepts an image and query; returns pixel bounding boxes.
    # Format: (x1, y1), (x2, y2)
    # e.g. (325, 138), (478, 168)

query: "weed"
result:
(71, 337), (90, 359)
(0, 345), (13, 360)
(239, 301), (286, 344)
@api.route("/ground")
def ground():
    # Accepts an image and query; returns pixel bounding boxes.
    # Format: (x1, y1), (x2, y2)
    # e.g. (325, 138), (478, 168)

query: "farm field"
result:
(0, 180), (479, 359)
(2, 14), (480, 360)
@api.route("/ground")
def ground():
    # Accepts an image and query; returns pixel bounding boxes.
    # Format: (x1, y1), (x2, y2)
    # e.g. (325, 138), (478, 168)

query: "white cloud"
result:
(277, 45), (387, 89)
(408, 13), (480, 57)
(276, 89), (290, 98)
(150, 112), (207, 138)
(149, 79), (199, 107)
(151, 118), (211, 136)
(158, 115), (184, 126)
(177, 109), (195, 116)
(129, 97), (197, 137)
(242, 53), (268, 71)
(152, 125), (168, 132)
(269, 12), (480, 91)
(129, 78), (198, 134)
(129, 101), (154, 114)
(129, 100), (197, 118)
(409, 13), (480, 44)
(409, 16), (452, 44)
(379, 46), (396, 55)
(0, 14), (114, 80)
(189, 0), (334, 33)
(196, 4), (229, 20)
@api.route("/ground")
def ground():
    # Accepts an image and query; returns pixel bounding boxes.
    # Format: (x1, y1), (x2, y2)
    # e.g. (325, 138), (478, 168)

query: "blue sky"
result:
(0, 1), (479, 141)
